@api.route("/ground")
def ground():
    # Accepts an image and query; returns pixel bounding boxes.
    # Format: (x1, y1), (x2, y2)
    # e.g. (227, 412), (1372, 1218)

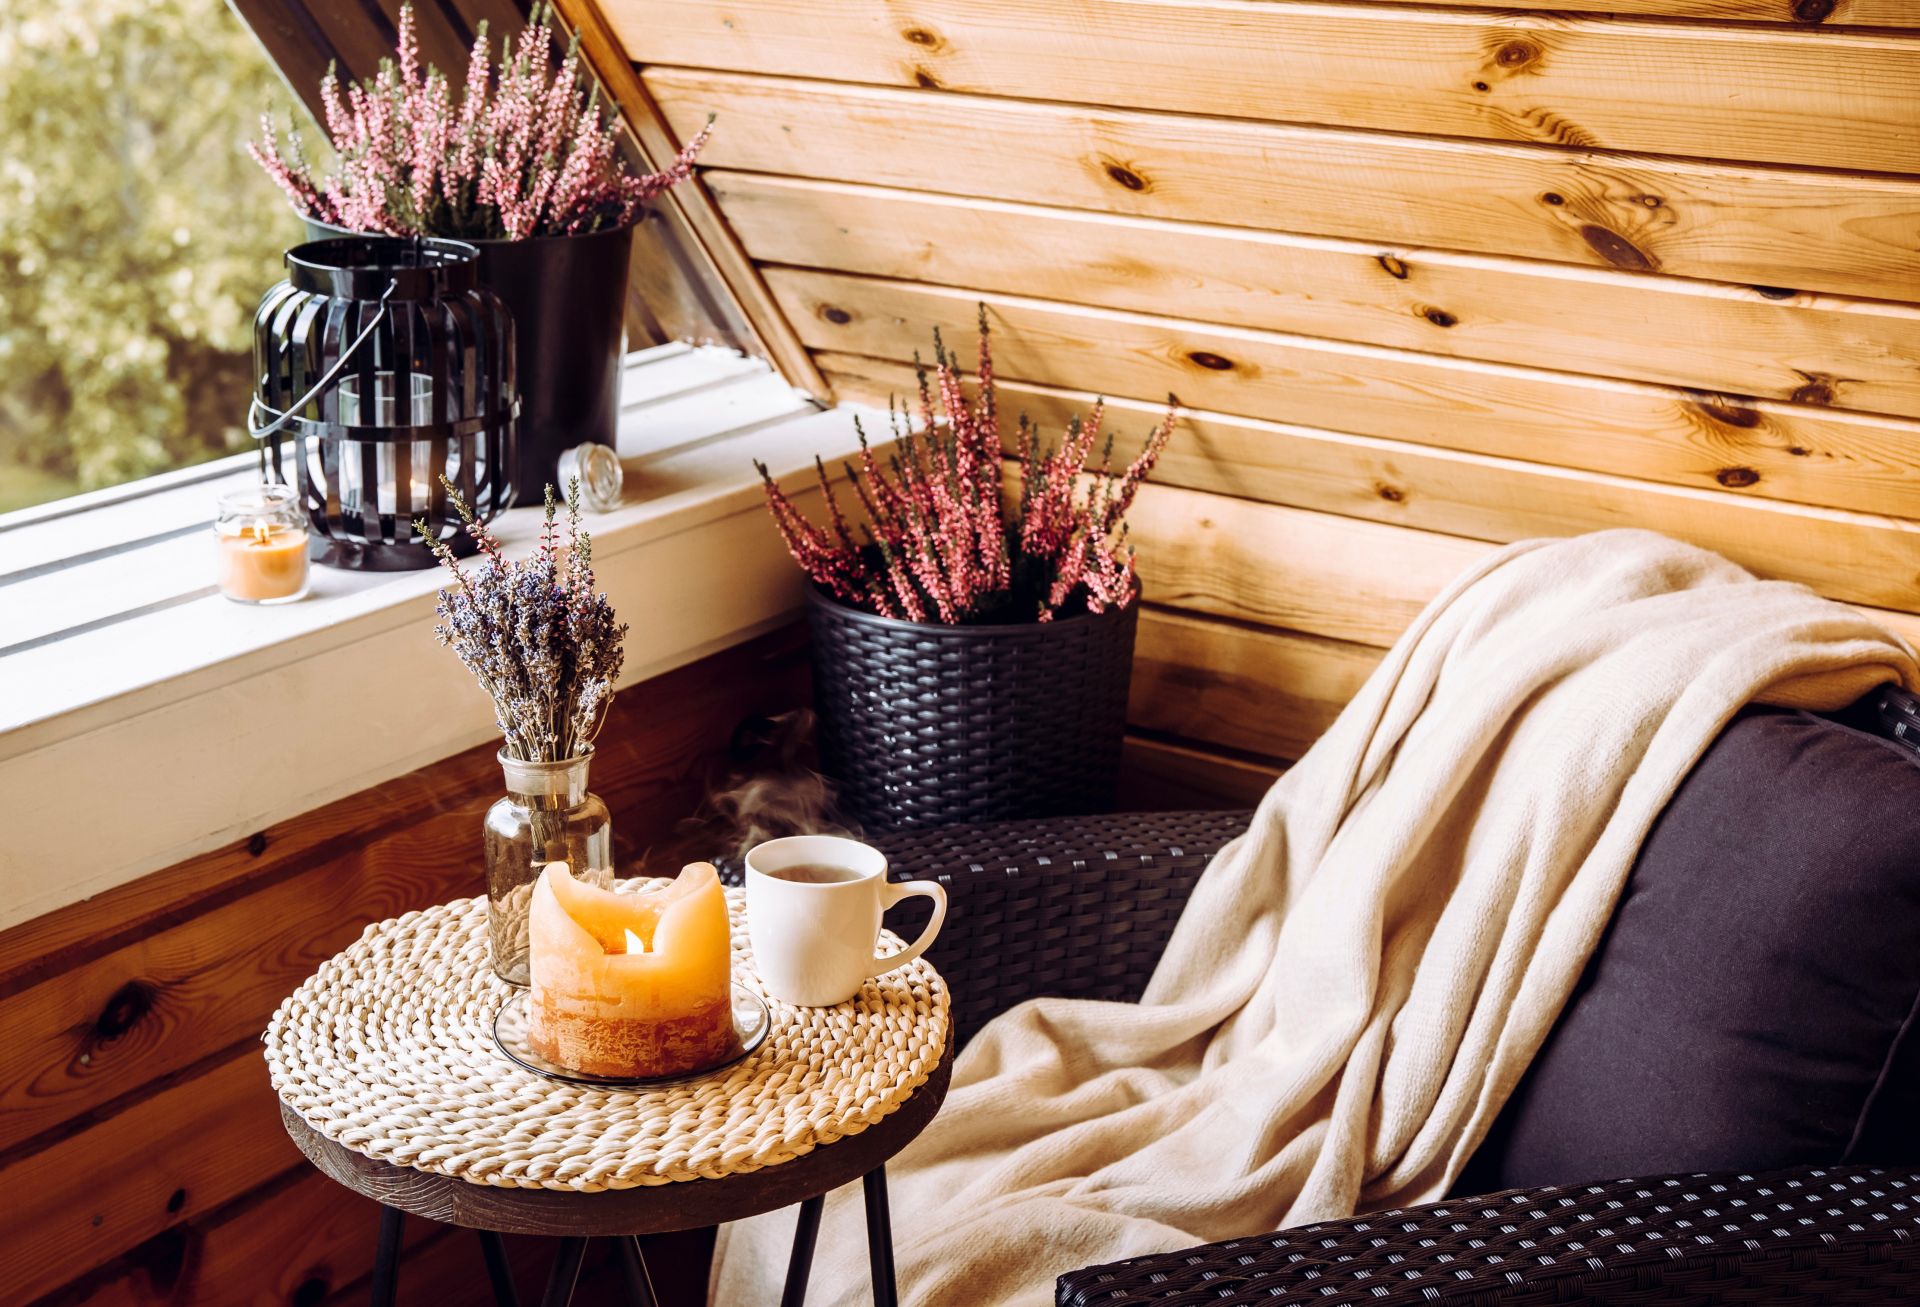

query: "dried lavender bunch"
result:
(420, 479), (627, 760)
(758, 312), (1176, 623)
(250, 3), (710, 240)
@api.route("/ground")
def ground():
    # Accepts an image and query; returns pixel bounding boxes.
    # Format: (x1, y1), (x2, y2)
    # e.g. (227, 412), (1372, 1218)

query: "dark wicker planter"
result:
(807, 584), (1140, 830)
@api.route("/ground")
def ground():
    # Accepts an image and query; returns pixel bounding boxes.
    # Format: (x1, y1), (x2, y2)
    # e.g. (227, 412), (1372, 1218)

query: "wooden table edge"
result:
(276, 1029), (955, 1237)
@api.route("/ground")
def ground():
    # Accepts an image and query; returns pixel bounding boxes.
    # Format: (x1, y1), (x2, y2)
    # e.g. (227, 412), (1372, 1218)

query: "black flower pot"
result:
(306, 219), (633, 503)
(807, 584), (1140, 831)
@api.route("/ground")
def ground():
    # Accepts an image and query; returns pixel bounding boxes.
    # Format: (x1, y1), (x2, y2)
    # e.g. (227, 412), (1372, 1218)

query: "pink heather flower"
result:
(759, 314), (1177, 624)
(251, 2), (706, 241)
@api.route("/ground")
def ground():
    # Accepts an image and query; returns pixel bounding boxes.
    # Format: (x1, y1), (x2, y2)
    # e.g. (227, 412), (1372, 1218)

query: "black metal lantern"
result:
(250, 236), (517, 570)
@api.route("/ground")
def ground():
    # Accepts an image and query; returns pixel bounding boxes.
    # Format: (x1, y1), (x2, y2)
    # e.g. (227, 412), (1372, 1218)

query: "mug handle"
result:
(870, 879), (947, 978)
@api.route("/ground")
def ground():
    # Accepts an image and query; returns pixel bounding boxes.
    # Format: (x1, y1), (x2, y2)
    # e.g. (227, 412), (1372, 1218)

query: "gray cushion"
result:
(1459, 701), (1920, 1195)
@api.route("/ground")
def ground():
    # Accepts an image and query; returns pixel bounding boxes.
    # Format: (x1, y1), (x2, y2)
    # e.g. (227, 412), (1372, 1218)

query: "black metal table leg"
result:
(863, 1168), (898, 1307)
(539, 1236), (588, 1307)
(618, 1236), (660, 1307)
(476, 1229), (521, 1307)
(370, 1205), (404, 1307)
(781, 1193), (826, 1307)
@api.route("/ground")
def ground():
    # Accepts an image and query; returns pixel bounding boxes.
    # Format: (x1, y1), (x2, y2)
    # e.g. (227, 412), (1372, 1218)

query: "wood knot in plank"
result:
(1690, 395), (1763, 429)
(1376, 254), (1410, 280)
(130, 1228), (189, 1295)
(247, 830), (269, 857)
(820, 305), (852, 325)
(1103, 161), (1150, 192)
(1579, 224), (1658, 272)
(900, 26), (944, 49)
(1494, 39), (1542, 69)
(1420, 306), (1457, 328)
(1791, 0), (1835, 20)
(1186, 350), (1234, 371)
(912, 67), (944, 89)
(1716, 466), (1761, 488)
(1374, 483), (1407, 503)
(95, 979), (157, 1040)
(1791, 376), (1837, 406)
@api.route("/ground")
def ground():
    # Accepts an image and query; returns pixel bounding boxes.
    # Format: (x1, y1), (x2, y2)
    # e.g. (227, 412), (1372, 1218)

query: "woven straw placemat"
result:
(264, 883), (951, 1192)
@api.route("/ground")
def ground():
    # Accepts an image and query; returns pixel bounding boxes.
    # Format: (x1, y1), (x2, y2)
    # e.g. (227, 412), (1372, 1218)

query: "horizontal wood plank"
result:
(618, 0), (1920, 174)
(0, 628), (808, 1154)
(782, 272), (1920, 520)
(713, 174), (1920, 421)
(1117, 734), (1283, 811)
(648, 68), (1920, 301)
(0, 818), (487, 1156)
(1348, 0), (1920, 29)
(1133, 609), (1382, 763)
(1123, 480), (1920, 653)
(0, 1051), (296, 1307)
(825, 359), (1920, 615)
(63, 1167), (440, 1307)
(1131, 483), (1487, 647)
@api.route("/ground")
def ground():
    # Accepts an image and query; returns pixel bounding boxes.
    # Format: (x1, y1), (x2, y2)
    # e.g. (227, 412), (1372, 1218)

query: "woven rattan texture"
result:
(1058, 1168), (1920, 1305)
(717, 810), (1252, 1047)
(807, 585), (1139, 830)
(263, 885), (949, 1191)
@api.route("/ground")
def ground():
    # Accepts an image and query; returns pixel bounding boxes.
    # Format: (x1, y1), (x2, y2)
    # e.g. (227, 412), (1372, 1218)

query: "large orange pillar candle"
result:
(527, 862), (734, 1078)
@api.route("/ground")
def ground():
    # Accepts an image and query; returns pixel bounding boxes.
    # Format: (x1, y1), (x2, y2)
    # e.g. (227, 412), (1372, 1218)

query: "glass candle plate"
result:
(492, 983), (771, 1089)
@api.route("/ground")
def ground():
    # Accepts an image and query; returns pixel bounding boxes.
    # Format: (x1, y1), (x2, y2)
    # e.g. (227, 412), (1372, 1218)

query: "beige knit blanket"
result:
(712, 530), (1916, 1307)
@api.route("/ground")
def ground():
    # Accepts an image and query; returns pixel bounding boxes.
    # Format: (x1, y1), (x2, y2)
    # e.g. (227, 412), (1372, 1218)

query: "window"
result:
(0, 0), (314, 515)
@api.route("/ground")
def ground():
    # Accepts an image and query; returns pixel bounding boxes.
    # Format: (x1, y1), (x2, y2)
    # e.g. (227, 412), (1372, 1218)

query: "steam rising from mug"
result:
(687, 710), (863, 864)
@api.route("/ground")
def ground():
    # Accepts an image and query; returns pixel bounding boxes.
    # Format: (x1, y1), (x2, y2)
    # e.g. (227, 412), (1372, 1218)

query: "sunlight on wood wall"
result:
(603, 0), (1920, 791)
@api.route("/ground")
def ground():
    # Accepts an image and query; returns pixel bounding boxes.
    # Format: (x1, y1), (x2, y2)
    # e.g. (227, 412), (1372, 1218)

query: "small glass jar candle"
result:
(216, 484), (310, 605)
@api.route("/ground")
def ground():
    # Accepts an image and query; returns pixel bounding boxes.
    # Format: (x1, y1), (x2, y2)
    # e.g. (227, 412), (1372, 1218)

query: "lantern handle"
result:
(248, 278), (399, 441)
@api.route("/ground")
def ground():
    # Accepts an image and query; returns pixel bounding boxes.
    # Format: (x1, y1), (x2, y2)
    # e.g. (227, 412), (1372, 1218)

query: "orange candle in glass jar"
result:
(216, 485), (310, 604)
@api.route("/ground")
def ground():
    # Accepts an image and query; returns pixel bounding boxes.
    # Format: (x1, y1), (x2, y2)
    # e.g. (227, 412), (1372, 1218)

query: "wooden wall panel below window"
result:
(615, 0), (1920, 173)
(0, 629), (811, 1307)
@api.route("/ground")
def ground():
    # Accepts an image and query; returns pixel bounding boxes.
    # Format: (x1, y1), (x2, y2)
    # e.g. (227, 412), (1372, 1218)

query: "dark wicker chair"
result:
(815, 797), (1920, 1304)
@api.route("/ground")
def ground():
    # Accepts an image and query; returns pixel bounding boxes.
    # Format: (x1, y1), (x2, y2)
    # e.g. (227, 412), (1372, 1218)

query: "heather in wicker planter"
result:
(758, 314), (1177, 828)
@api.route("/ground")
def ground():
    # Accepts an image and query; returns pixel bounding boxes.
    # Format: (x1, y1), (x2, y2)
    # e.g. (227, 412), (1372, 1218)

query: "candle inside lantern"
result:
(215, 484), (310, 604)
(527, 862), (735, 1078)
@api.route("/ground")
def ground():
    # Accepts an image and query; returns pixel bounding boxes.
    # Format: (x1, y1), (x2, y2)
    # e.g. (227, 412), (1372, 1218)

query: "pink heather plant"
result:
(250, 3), (709, 241)
(759, 312), (1177, 624)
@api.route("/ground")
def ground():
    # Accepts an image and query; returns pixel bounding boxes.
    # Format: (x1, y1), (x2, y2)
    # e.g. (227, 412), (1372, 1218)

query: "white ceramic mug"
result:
(744, 834), (947, 1007)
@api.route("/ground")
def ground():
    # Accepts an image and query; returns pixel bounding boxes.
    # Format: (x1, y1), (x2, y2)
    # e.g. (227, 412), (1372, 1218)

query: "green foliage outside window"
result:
(0, 0), (316, 512)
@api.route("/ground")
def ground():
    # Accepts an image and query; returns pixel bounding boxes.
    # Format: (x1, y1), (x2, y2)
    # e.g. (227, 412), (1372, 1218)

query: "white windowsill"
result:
(0, 345), (876, 932)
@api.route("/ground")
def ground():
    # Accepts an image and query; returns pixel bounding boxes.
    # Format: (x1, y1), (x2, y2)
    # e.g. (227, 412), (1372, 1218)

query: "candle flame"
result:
(247, 519), (272, 546)
(623, 927), (645, 955)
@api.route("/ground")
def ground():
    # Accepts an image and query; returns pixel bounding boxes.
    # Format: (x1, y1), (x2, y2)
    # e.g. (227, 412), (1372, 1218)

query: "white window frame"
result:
(0, 344), (871, 930)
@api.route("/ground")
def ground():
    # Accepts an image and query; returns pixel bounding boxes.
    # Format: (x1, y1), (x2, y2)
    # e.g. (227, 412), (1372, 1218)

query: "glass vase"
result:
(484, 751), (613, 986)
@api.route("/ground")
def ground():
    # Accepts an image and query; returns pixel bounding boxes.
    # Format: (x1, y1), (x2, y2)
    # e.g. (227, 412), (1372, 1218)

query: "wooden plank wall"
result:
(0, 629), (807, 1307)
(598, 0), (1920, 794)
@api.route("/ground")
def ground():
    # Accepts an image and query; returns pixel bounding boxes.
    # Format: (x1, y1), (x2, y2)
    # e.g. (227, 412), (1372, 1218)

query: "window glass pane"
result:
(0, 0), (314, 514)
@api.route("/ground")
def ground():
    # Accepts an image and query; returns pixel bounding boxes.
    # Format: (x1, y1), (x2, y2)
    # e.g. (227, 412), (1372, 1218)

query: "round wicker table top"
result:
(265, 884), (953, 1236)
